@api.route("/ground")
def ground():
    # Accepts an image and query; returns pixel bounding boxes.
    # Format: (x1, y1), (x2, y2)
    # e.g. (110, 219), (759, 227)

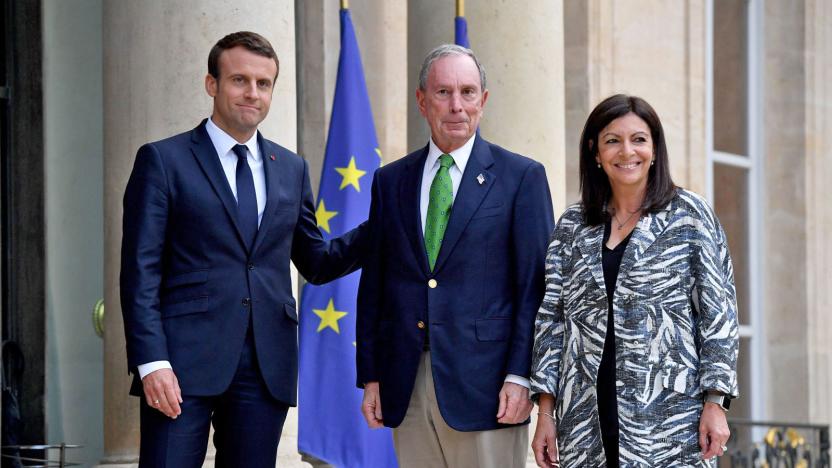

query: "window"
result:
(706, 0), (762, 421)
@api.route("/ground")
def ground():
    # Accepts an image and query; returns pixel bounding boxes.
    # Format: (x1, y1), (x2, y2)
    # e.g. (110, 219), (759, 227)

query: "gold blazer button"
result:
(428, 279), (438, 288)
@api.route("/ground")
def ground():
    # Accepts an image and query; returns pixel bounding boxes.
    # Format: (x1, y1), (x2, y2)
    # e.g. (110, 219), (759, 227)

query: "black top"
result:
(597, 220), (633, 467)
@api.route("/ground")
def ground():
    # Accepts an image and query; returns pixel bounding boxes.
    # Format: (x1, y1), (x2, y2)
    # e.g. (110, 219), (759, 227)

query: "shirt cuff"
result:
(504, 374), (530, 389)
(137, 360), (172, 379)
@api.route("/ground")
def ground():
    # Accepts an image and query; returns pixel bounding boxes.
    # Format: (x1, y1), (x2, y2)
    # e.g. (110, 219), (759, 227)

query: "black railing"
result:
(720, 419), (830, 468)
(0, 444), (81, 467)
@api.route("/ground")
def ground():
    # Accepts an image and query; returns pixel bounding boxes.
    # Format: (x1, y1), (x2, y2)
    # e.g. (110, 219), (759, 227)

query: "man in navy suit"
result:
(120, 31), (363, 467)
(357, 44), (554, 467)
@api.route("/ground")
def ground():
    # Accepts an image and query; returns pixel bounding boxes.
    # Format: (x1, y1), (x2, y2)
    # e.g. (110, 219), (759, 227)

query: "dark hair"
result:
(208, 31), (279, 80)
(579, 94), (677, 225)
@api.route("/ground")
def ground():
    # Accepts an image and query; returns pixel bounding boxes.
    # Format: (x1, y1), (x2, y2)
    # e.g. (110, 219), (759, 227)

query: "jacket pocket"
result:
(284, 302), (298, 324)
(161, 296), (209, 318)
(475, 318), (511, 341)
(472, 203), (504, 220)
(660, 360), (700, 397)
(162, 269), (208, 289)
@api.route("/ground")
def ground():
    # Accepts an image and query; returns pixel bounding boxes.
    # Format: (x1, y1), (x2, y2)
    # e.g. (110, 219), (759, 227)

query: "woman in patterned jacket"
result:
(530, 94), (739, 467)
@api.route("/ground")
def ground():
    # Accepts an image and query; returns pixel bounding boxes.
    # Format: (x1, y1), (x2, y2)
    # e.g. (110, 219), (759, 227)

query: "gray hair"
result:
(418, 44), (487, 91)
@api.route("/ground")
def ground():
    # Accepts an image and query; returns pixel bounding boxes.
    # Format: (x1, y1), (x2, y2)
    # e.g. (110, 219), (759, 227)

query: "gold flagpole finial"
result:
(456, 0), (464, 17)
(341, 0), (348, 10)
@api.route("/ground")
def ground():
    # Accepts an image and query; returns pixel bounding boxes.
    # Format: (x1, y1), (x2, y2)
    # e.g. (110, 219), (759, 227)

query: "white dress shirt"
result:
(137, 117), (266, 379)
(419, 135), (530, 390)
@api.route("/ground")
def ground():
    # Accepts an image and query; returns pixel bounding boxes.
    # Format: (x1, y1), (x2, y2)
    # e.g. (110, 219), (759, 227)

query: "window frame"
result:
(705, 0), (765, 419)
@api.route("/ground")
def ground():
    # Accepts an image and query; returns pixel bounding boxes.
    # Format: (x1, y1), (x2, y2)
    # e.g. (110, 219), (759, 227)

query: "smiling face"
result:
(594, 112), (654, 193)
(205, 46), (278, 142)
(416, 54), (488, 153)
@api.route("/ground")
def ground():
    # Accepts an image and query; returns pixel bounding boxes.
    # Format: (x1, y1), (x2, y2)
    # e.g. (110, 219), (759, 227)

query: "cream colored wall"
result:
(761, 0), (810, 423)
(804, 0), (832, 426)
(563, 0), (707, 201)
(91, 1), (832, 466)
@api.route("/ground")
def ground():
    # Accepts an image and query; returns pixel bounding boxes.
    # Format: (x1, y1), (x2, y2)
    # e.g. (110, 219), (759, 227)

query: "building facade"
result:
(1, 0), (830, 466)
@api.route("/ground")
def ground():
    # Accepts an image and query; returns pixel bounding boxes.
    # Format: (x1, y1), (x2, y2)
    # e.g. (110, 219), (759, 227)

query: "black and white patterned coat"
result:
(531, 189), (740, 467)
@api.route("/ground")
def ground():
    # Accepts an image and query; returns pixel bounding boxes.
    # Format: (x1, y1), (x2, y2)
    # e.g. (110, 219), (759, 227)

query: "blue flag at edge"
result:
(455, 15), (470, 48)
(298, 8), (398, 468)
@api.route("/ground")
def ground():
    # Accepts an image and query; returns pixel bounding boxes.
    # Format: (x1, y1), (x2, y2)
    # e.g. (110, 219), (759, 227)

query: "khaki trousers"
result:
(393, 352), (528, 468)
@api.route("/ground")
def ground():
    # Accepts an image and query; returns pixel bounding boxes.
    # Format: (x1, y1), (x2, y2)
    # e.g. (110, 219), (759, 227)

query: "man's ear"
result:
(205, 74), (218, 98)
(415, 88), (427, 118)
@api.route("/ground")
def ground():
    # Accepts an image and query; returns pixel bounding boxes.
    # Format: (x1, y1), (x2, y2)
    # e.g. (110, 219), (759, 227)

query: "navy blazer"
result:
(356, 136), (554, 431)
(120, 120), (362, 406)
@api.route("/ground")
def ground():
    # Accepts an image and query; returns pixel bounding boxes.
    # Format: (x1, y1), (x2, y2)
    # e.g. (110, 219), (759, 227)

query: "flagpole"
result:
(456, 0), (464, 17)
(341, 0), (348, 10)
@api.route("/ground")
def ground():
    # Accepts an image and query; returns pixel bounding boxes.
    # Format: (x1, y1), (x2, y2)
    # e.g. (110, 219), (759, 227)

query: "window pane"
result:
(713, 0), (748, 155)
(713, 163), (749, 325)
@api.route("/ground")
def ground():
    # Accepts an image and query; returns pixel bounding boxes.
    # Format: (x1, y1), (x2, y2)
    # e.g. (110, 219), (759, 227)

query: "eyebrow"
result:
(601, 131), (649, 139)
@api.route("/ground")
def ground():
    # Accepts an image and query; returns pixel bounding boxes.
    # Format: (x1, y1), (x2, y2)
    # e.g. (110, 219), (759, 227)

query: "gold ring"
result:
(153, 399), (160, 405)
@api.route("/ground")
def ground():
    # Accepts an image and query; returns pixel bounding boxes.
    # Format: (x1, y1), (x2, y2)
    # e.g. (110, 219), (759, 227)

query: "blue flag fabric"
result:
(455, 15), (470, 48)
(298, 8), (398, 468)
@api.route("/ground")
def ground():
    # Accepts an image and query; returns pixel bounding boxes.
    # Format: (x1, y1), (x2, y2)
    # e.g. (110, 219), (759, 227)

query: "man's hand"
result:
(142, 368), (183, 419)
(496, 382), (533, 424)
(362, 382), (384, 428)
(532, 411), (559, 467)
(699, 402), (730, 459)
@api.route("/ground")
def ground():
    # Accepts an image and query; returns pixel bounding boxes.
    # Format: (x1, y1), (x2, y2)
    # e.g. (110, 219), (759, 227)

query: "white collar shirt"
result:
(205, 117), (267, 226)
(419, 134), (476, 234)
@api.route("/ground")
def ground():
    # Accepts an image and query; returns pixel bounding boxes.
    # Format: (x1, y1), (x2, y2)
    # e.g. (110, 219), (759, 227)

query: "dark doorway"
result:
(2, 0), (46, 445)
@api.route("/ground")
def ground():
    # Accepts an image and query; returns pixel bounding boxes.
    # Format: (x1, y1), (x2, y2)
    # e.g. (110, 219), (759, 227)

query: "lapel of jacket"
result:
(575, 223), (607, 293)
(250, 134), (286, 256)
(617, 200), (674, 281)
(432, 136), (495, 273)
(399, 146), (431, 275)
(189, 120), (249, 251)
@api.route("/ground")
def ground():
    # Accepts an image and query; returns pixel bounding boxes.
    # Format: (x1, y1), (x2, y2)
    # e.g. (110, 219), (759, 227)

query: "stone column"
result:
(761, 0), (809, 423)
(100, 2), (297, 465)
(563, 0), (707, 199)
(805, 0), (832, 425)
(407, 0), (566, 212)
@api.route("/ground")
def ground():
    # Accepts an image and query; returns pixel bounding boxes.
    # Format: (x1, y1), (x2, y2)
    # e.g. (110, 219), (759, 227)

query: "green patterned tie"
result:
(425, 154), (455, 271)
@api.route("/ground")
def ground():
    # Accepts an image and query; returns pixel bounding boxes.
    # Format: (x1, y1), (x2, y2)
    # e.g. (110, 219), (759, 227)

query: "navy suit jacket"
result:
(356, 136), (554, 431)
(120, 120), (362, 406)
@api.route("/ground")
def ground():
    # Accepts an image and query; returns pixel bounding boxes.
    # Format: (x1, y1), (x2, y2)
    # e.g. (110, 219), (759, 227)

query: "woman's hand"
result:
(532, 394), (559, 467)
(699, 401), (730, 459)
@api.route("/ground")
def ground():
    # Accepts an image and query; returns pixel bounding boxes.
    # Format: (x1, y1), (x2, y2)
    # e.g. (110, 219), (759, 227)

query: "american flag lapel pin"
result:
(270, 154), (276, 161)
(476, 173), (485, 185)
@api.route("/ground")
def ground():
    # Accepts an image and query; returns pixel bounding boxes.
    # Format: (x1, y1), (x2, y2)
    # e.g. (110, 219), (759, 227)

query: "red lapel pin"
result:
(270, 154), (276, 161)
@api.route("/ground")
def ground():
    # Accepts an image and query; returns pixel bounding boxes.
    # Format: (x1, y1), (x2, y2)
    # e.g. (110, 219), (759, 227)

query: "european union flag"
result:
(298, 8), (397, 468)
(455, 14), (470, 48)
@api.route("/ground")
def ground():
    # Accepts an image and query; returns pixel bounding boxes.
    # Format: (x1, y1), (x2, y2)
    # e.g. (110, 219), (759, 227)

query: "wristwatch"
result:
(704, 391), (731, 411)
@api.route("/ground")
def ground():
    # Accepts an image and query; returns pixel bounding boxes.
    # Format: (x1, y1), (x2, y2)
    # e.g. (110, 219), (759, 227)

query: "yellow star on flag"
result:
(315, 199), (337, 234)
(335, 156), (367, 192)
(313, 298), (348, 333)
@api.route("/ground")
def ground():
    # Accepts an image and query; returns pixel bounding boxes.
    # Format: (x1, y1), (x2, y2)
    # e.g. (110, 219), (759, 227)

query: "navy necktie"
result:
(232, 144), (258, 249)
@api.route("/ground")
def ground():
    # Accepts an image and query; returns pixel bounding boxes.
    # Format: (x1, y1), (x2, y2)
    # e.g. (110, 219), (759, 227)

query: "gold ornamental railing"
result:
(720, 419), (830, 468)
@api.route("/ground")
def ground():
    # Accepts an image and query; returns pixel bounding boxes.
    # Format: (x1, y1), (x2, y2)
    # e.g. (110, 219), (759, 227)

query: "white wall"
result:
(43, 0), (104, 465)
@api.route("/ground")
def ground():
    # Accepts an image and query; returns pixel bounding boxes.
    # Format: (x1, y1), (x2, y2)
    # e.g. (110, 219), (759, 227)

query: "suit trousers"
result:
(393, 352), (529, 468)
(139, 326), (289, 468)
